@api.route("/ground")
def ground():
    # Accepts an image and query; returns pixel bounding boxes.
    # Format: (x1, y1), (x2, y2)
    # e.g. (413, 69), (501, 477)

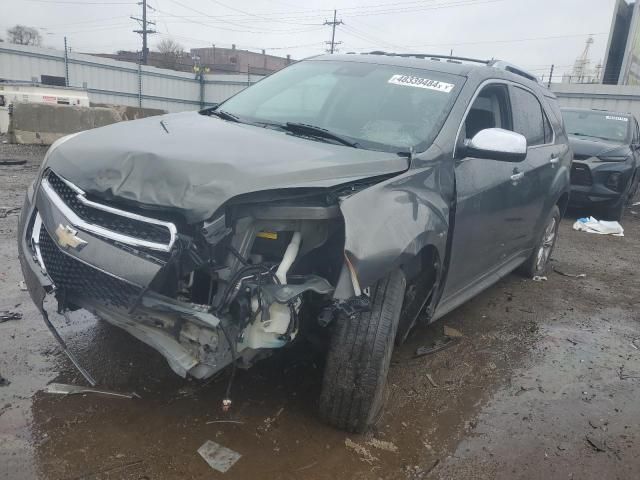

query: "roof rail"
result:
(360, 52), (540, 84)
(364, 51), (490, 65)
(488, 60), (538, 83)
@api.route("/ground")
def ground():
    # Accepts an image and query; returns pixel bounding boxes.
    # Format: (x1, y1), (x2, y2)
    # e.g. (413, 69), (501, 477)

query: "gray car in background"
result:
(563, 108), (640, 220)
(18, 53), (571, 432)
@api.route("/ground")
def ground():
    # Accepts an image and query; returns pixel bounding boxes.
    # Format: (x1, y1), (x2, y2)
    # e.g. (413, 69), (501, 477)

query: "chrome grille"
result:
(39, 226), (141, 308)
(46, 171), (172, 244)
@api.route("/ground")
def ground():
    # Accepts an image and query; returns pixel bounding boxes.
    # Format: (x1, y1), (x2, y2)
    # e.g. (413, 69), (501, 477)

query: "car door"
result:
(508, 85), (562, 254)
(441, 82), (527, 301)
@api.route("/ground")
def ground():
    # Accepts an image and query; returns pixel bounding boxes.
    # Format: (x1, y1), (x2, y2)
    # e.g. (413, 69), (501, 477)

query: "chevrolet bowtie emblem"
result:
(55, 224), (88, 251)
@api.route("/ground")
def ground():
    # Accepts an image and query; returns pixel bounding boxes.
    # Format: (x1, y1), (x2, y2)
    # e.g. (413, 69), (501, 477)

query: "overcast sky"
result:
(1, 0), (624, 79)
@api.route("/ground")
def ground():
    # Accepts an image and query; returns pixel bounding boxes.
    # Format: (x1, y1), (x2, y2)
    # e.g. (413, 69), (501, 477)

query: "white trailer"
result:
(0, 83), (90, 134)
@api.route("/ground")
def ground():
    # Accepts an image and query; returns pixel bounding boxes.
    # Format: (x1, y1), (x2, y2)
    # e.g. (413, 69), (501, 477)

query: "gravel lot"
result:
(1, 139), (639, 479)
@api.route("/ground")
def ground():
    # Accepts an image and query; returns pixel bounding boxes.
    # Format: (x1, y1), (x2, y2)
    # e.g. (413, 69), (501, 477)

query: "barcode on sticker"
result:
(605, 115), (628, 122)
(388, 75), (454, 93)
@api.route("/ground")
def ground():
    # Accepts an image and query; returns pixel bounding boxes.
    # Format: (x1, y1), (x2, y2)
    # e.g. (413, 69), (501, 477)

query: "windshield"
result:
(217, 59), (462, 153)
(562, 109), (630, 143)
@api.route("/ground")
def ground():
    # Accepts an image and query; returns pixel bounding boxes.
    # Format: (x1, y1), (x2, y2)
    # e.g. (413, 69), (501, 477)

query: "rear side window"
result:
(511, 86), (545, 146)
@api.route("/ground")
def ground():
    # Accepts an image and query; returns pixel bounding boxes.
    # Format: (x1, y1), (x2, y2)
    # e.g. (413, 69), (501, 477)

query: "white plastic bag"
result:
(572, 216), (624, 236)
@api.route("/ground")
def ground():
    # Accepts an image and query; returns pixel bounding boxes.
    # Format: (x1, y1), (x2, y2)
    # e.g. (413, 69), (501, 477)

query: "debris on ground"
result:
(205, 419), (245, 425)
(197, 440), (242, 473)
(426, 373), (439, 388)
(0, 206), (21, 218)
(345, 438), (379, 464)
(588, 418), (608, 430)
(44, 383), (141, 399)
(366, 438), (399, 453)
(414, 337), (458, 358)
(618, 366), (640, 380)
(0, 311), (22, 323)
(257, 407), (284, 434)
(553, 267), (586, 278)
(444, 326), (463, 338)
(0, 374), (10, 387)
(566, 338), (579, 346)
(573, 217), (624, 236)
(18, 281), (27, 291)
(585, 435), (606, 452)
(532, 276), (548, 282)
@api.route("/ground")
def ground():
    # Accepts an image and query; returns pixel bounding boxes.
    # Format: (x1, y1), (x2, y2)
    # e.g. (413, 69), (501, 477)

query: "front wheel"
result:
(519, 205), (560, 278)
(319, 269), (406, 433)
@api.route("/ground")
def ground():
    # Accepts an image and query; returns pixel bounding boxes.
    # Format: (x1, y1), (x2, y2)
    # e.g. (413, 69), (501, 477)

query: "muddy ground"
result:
(1, 140), (639, 479)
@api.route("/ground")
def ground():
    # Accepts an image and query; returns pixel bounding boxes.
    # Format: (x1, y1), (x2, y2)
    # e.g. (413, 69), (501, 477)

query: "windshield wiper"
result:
(569, 132), (613, 142)
(206, 109), (240, 123)
(283, 122), (360, 148)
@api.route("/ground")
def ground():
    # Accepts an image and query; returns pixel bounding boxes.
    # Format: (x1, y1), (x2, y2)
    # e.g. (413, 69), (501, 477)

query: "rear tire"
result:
(519, 205), (560, 278)
(319, 269), (406, 433)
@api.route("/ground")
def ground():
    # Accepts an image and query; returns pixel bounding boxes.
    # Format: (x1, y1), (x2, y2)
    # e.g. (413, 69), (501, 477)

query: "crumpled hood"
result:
(46, 111), (409, 223)
(568, 135), (630, 159)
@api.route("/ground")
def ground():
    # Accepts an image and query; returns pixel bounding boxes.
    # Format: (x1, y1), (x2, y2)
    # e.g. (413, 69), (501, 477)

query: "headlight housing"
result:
(29, 132), (82, 201)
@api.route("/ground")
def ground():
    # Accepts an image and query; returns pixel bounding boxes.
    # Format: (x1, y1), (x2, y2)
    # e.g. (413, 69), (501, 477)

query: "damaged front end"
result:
(18, 167), (369, 382)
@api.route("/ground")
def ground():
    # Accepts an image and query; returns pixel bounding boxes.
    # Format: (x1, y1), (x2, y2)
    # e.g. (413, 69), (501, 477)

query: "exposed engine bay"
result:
(24, 168), (375, 387)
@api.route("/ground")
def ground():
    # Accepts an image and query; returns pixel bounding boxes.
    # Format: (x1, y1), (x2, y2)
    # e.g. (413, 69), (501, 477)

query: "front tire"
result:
(319, 269), (406, 433)
(519, 205), (560, 278)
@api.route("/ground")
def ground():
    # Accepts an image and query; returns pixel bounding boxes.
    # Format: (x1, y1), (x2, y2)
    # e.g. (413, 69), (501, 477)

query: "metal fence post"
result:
(64, 36), (69, 87)
(200, 72), (205, 109)
(138, 62), (142, 108)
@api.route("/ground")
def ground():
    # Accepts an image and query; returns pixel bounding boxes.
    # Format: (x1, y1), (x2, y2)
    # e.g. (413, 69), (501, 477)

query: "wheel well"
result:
(557, 192), (569, 217)
(396, 245), (441, 344)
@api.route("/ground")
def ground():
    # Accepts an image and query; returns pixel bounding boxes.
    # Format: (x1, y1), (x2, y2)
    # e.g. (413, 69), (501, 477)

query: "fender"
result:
(335, 147), (454, 298)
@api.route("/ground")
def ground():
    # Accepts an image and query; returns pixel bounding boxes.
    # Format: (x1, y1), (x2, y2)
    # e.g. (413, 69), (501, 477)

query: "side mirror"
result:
(463, 128), (527, 162)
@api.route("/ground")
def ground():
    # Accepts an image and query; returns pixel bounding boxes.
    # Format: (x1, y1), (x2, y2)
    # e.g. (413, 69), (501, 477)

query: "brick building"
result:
(190, 45), (293, 75)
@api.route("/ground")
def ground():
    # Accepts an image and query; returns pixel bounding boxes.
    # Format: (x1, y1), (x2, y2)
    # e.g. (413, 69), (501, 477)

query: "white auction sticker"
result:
(605, 115), (628, 122)
(388, 74), (454, 93)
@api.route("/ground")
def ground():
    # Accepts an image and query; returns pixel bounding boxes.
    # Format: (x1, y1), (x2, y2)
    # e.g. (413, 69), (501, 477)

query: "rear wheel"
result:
(319, 269), (406, 433)
(519, 205), (560, 278)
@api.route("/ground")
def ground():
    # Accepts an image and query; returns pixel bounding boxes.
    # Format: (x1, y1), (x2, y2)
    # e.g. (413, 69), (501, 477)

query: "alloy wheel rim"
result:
(536, 217), (557, 272)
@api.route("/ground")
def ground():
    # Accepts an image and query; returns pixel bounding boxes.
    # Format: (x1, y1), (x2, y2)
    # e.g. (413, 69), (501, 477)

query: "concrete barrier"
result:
(7, 103), (166, 145)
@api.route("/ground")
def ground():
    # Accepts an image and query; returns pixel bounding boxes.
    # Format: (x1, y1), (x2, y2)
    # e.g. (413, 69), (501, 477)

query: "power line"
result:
(344, 0), (504, 18)
(324, 10), (343, 54)
(131, 0), (156, 64)
(160, 0), (322, 33)
(22, 0), (135, 4)
(203, 0), (320, 26)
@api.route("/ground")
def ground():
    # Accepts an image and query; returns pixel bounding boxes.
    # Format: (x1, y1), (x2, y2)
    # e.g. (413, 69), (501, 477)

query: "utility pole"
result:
(547, 64), (554, 88)
(324, 10), (343, 54)
(63, 36), (69, 87)
(132, 0), (156, 65)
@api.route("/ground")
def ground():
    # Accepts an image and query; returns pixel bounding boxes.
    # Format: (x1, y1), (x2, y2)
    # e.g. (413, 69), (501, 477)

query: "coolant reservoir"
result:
(241, 298), (292, 349)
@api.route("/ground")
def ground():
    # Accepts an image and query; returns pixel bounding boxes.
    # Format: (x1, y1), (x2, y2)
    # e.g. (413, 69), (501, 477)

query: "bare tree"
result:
(156, 38), (186, 70)
(7, 25), (42, 46)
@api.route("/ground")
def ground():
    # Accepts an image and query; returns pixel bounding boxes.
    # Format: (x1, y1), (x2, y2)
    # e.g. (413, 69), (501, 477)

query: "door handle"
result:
(510, 171), (524, 182)
(550, 155), (559, 164)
